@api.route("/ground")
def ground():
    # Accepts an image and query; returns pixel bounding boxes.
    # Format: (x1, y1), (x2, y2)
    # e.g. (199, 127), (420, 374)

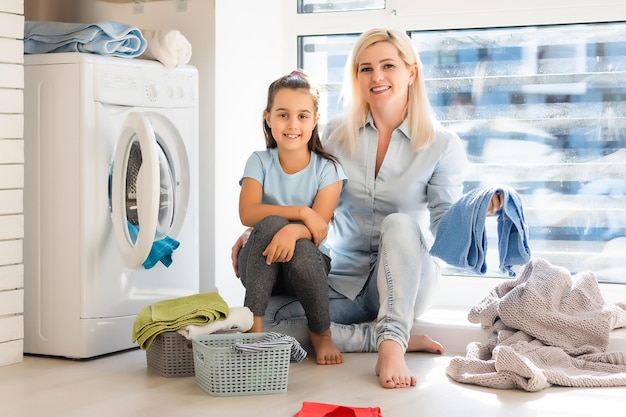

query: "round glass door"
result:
(154, 134), (175, 240)
(110, 112), (176, 268)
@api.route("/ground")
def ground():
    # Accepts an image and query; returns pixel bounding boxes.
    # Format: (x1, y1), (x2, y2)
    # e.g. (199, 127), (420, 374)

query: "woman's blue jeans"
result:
(262, 213), (441, 352)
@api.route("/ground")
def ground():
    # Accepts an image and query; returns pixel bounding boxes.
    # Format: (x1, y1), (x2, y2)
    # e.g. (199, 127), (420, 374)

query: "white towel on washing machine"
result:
(140, 29), (192, 69)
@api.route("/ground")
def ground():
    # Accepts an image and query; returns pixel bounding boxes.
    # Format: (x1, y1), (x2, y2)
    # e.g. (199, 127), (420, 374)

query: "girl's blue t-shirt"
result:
(240, 147), (346, 207)
(240, 147), (347, 257)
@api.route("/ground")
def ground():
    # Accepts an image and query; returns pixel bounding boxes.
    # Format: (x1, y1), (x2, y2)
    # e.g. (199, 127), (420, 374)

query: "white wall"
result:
(24, 0), (78, 21)
(213, 1), (288, 304)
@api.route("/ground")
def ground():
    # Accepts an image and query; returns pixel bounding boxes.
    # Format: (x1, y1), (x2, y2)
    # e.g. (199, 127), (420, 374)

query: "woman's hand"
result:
(231, 228), (251, 277)
(302, 207), (328, 246)
(487, 192), (504, 216)
(263, 225), (298, 264)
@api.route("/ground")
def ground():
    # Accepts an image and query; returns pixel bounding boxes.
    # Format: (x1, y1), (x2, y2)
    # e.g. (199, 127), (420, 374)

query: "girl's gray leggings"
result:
(237, 215), (332, 334)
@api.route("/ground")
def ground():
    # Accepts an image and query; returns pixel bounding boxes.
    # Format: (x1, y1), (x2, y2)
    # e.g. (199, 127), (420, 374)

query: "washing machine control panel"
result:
(93, 62), (198, 108)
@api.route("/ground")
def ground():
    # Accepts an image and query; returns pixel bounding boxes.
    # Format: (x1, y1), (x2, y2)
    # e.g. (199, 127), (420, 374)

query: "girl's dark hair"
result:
(263, 70), (339, 165)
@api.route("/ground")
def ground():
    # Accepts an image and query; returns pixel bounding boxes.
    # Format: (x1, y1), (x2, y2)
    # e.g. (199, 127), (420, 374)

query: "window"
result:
(299, 22), (626, 284)
(298, 33), (358, 128)
(297, 0), (385, 13)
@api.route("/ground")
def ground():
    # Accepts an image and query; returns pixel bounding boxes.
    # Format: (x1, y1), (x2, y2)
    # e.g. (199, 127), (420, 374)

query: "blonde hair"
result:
(329, 28), (438, 154)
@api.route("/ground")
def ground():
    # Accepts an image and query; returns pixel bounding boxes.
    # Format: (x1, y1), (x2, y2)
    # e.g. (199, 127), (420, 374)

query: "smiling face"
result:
(356, 40), (417, 113)
(264, 87), (319, 153)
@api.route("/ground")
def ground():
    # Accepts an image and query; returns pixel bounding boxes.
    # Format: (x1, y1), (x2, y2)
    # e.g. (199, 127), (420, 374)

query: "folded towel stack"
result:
(430, 185), (531, 276)
(132, 292), (229, 350)
(140, 29), (192, 69)
(24, 21), (147, 57)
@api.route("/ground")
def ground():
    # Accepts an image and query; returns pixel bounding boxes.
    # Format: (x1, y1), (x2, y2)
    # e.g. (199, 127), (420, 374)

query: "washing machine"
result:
(23, 52), (200, 358)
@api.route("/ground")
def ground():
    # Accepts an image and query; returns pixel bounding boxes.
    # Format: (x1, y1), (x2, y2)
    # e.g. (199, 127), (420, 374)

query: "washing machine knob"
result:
(167, 85), (175, 99)
(146, 81), (159, 101)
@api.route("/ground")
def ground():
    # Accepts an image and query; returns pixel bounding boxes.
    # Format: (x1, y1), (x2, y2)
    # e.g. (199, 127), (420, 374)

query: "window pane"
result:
(299, 34), (359, 127)
(297, 0), (385, 13)
(410, 23), (626, 283)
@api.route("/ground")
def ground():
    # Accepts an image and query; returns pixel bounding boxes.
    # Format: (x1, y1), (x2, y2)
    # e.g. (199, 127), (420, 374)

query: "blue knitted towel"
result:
(24, 21), (147, 57)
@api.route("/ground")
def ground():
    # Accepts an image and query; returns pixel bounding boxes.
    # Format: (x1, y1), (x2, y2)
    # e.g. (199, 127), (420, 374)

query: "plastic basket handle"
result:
(194, 350), (205, 365)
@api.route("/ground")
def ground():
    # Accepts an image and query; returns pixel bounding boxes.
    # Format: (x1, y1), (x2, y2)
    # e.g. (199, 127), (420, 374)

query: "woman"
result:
(232, 28), (501, 388)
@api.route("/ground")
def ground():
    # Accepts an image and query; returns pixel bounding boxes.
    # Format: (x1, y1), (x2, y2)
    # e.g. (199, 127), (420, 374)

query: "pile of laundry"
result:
(24, 20), (192, 69)
(446, 257), (626, 391)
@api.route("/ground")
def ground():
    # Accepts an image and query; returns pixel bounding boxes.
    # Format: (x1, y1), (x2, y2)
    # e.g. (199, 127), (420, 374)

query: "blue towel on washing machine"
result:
(127, 222), (180, 269)
(24, 21), (147, 57)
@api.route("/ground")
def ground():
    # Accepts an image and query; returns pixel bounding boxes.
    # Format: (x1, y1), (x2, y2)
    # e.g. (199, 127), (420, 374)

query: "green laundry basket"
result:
(191, 332), (291, 396)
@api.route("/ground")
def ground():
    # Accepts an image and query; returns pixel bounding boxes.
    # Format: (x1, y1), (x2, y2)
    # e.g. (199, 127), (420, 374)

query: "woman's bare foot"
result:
(375, 339), (415, 388)
(310, 330), (344, 365)
(407, 333), (444, 355)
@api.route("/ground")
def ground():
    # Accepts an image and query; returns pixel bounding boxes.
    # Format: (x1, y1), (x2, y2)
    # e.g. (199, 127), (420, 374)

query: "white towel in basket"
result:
(234, 332), (307, 362)
(177, 306), (254, 339)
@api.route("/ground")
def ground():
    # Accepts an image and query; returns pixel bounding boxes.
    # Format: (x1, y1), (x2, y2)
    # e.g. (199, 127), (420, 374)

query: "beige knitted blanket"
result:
(446, 257), (626, 391)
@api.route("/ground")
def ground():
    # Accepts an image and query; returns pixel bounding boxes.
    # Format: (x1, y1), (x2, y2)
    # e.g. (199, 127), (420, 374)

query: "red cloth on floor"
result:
(293, 401), (383, 417)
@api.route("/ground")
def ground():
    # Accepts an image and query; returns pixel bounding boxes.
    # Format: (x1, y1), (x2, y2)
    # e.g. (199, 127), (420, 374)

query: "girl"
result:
(237, 70), (347, 365)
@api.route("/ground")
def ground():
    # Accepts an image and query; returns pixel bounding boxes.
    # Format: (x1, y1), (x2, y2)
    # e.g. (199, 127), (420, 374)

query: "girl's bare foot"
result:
(310, 330), (344, 365)
(375, 339), (415, 388)
(248, 316), (264, 333)
(408, 333), (444, 355)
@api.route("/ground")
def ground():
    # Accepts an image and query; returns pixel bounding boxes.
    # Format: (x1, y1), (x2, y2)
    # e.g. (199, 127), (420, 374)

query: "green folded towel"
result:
(132, 292), (229, 350)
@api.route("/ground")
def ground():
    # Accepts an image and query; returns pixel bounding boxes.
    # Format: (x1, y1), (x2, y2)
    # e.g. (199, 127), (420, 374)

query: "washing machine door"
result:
(110, 112), (175, 268)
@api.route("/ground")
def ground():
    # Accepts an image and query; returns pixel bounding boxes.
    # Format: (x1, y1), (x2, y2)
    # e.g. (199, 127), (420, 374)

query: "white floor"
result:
(0, 346), (623, 417)
(4, 274), (625, 416)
